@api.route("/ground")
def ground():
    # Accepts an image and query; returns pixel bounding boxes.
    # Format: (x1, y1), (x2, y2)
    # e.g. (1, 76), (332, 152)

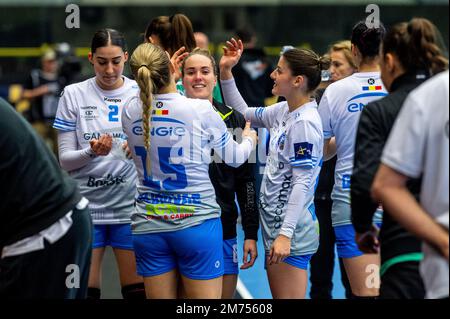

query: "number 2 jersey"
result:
(53, 76), (138, 224)
(318, 72), (387, 226)
(122, 93), (253, 234)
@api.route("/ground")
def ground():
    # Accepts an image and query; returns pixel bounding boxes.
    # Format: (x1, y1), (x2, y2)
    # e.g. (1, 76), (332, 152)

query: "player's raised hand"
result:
(219, 38), (244, 79)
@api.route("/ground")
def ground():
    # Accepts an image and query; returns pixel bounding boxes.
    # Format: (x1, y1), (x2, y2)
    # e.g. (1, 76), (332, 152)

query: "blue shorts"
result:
(223, 238), (238, 275)
(264, 254), (313, 270)
(334, 223), (382, 258)
(92, 223), (134, 250)
(133, 218), (224, 280)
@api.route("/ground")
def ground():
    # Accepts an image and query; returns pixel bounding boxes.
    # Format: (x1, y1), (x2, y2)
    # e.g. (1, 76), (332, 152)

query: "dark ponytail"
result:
(351, 20), (386, 58)
(282, 48), (331, 92)
(383, 18), (448, 75)
(169, 14), (196, 54)
(143, 13), (195, 56)
(407, 18), (448, 74)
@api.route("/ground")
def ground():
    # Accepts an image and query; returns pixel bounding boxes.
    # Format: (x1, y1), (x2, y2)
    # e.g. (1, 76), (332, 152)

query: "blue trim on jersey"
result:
(53, 118), (76, 131)
(152, 117), (185, 125)
(291, 162), (313, 168)
(54, 117), (76, 126)
(255, 107), (265, 121)
(215, 132), (231, 148)
(52, 124), (76, 132)
(323, 130), (334, 139)
(347, 92), (388, 102)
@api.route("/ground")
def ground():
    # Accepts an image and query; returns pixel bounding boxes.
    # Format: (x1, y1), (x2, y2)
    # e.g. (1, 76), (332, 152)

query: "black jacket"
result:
(0, 98), (81, 250)
(351, 72), (428, 263)
(209, 99), (259, 240)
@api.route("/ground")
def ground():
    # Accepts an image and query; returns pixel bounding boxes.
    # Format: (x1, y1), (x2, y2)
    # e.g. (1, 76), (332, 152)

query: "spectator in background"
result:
(194, 31), (210, 50)
(233, 27), (273, 109)
(21, 49), (61, 155)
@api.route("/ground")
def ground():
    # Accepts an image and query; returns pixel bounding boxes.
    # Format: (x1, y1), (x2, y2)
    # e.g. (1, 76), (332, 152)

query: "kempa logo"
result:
(104, 97), (122, 103)
(87, 174), (126, 188)
(156, 101), (164, 108)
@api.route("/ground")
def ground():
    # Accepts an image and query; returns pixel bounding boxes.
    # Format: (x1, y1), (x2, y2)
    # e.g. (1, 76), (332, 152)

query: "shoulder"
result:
(123, 77), (139, 91)
(265, 101), (288, 115)
(291, 103), (322, 131)
(61, 77), (93, 96)
(122, 95), (141, 121)
(409, 71), (449, 106)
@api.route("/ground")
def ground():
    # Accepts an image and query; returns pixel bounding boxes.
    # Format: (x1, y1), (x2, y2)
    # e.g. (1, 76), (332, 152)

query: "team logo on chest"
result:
(80, 105), (98, 120)
(104, 97), (122, 103)
(277, 132), (286, 150)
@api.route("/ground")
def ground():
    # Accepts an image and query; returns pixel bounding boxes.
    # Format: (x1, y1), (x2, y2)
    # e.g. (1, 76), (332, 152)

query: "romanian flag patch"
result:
(362, 85), (382, 91)
(152, 110), (169, 115)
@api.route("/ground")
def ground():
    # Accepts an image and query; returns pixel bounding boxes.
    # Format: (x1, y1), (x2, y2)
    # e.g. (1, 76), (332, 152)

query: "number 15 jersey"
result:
(122, 93), (253, 234)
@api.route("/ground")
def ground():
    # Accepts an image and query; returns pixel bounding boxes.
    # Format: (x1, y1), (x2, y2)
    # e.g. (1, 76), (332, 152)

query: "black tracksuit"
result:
(209, 99), (259, 241)
(352, 72), (428, 299)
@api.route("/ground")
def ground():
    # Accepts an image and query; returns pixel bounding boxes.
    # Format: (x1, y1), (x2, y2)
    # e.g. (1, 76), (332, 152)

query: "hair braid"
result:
(136, 66), (154, 174)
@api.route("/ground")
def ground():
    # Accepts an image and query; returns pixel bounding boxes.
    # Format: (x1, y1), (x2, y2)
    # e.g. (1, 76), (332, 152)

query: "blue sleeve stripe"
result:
(289, 156), (318, 161)
(217, 132), (231, 148)
(291, 162), (313, 168)
(323, 131), (333, 138)
(53, 123), (75, 131)
(290, 159), (317, 166)
(54, 118), (76, 127)
(291, 158), (313, 164)
(255, 107), (265, 121)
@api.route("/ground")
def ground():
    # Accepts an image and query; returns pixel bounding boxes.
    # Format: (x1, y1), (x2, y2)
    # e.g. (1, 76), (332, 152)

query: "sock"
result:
(121, 283), (146, 300)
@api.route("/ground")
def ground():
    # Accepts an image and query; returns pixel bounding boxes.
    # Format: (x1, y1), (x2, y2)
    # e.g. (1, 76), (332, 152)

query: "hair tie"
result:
(140, 64), (150, 70)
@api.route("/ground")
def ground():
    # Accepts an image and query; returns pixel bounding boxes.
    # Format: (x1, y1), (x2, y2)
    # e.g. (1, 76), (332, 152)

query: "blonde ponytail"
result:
(136, 66), (154, 174)
(130, 43), (173, 177)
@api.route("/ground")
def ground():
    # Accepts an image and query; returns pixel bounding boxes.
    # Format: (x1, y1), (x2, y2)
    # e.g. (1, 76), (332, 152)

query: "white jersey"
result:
(318, 72), (387, 226)
(53, 76), (138, 224)
(255, 101), (322, 255)
(122, 93), (253, 234)
(382, 70), (449, 299)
